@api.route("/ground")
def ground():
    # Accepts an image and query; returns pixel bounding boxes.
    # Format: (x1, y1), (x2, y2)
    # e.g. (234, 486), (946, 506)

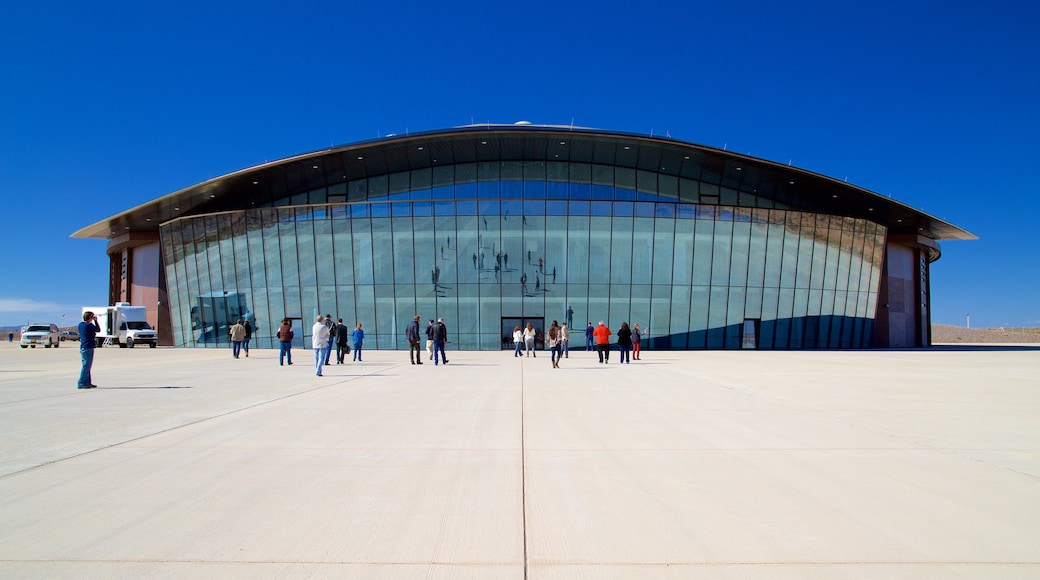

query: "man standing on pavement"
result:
(405, 315), (423, 365)
(432, 317), (449, 365)
(77, 311), (102, 389)
(335, 317), (350, 364)
(585, 322), (594, 351)
(312, 315), (330, 377)
(593, 321), (612, 364)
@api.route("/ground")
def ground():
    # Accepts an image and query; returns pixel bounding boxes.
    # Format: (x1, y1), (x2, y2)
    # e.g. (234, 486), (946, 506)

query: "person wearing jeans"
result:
(277, 318), (294, 366)
(432, 318), (449, 365)
(77, 311), (102, 389)
(312, 315), (330, 376)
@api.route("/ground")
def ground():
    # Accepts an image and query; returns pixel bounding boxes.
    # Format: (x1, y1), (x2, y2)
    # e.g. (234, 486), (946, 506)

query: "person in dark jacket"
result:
(585, 322), (595, 351)
(616, 322), (633, 364)
(335, 318), (351, 364)
(632, 323), (643, 360)
(405, 315), (423, 365)
(432, 318), (449, 365)
(242, 320), (253, 357)
(77, 311), (102, 389)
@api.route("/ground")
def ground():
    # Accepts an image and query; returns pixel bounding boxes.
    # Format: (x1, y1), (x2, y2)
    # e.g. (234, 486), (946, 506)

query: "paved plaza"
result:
(0, 342), (1038, 578)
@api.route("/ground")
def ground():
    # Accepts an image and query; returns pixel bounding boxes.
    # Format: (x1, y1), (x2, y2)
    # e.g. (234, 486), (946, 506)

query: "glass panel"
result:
(710, 221), (732, 286)
(588, 217), (611, 284)
(609, 216), (633, 284)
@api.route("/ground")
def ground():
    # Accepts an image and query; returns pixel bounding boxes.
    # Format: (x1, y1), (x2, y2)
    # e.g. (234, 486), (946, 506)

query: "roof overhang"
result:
(73, 125), (976, 243)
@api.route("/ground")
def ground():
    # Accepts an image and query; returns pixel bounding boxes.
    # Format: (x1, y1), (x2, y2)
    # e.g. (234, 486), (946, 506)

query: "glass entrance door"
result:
(501, 317), (545, 350)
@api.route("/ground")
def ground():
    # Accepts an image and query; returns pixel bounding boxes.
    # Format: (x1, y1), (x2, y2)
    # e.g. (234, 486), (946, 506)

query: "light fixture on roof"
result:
(684, 155), (690, 159)
(832, 194), (838, 198)
(357, 156), (363, 160)
(480, 141), (487, 145)
(736, 167), (742, 171)
(560, 141), (566, 145)
(418, 146), (424, 150)
(313, 165), (318, 169)
(252, 181), (259, 185)
(624, 146), (630, 150)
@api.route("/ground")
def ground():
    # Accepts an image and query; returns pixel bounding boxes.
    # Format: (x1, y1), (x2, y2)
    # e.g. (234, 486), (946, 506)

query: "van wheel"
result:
(127, 337), (135, 348)
(44, 342), (51, 348)
(149, 343), (157, 348)
(20, 345), (27, 349)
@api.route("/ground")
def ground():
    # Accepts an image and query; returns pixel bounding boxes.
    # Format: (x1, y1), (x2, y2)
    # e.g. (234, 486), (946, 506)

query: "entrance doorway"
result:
(741, 319), (759, 349)
(501, 316), (544, 350)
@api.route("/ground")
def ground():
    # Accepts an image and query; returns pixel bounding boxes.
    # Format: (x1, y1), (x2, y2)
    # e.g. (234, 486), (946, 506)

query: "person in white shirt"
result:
(311, 315), (330, 377)
(523, 323), (537, 357)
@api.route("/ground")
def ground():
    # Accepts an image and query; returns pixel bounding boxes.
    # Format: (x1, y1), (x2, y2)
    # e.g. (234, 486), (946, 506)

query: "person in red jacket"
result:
(592, 321), (612, 364)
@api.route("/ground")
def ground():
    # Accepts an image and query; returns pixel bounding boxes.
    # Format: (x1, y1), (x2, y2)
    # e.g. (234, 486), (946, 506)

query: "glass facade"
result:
(161, 161), (886, 350)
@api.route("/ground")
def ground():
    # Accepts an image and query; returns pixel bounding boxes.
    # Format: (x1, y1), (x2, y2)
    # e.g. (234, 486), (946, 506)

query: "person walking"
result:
(277, 318), (294, 366)
(229, 319), (246, 359)
(323, 314), (335, 365)
(425, 319), (435, 360)
(585, 322), (594, 351)
(617, 322), (633, 364)
(77, 311), (102, 389)
(632, 323), (643, 360)
(351, 323), (365, 362)
(312, 315), (330, 377)
(560, 322), (570, 358)
(406, 315), (423, 364)
(593, 321), (612, 364)
(512, 325), (523, 357)
(242, 319), (253, 357)
(547, 320), (562, 368)
(432, 318), (449, 365)
(523, 322), (537, 357)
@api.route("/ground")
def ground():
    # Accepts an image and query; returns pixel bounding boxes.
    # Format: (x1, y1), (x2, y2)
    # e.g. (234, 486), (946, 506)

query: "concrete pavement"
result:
(1, 342), (1038, 578)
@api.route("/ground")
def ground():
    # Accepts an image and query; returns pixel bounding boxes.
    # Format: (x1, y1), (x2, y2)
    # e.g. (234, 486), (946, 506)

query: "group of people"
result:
(513, 322), (570, 368)
(405, 317), (450, 365)
(587, 321), (643, 364)
(227, 319), (254, 359)
(307, 315), (366, 376)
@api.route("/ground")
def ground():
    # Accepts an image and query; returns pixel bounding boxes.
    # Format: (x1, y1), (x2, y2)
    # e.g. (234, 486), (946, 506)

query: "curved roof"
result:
(73, 125), (975, 243)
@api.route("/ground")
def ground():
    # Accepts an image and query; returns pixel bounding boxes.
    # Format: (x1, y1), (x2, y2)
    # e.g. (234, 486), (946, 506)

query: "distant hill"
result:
(932, 324), (1040, 344)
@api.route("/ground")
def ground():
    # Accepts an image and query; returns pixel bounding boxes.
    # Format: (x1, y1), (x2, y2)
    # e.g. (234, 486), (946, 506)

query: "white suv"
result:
(20, 324), (60, 349)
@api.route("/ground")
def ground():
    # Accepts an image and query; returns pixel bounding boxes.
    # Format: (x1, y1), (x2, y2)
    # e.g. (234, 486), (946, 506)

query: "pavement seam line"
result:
(521, 356), (529, 580)
(0, 368), (386, 481)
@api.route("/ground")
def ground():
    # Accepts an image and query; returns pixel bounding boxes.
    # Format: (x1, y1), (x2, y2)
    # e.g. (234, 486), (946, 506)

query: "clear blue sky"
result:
(2, 0), (1037, 329)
